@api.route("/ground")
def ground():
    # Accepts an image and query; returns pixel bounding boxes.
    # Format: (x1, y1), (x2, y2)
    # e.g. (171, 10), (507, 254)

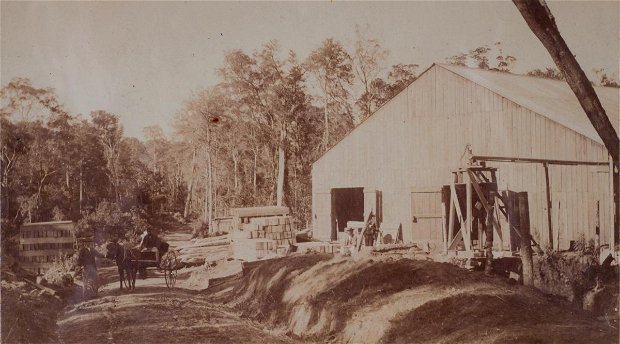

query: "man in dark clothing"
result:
(364, 213), (378, 247)
(76, 238), (101, 299)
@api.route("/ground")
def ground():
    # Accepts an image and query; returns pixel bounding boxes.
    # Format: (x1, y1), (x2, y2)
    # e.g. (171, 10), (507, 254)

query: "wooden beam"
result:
(448, 230), (463, 250)
(543, 162), (554, 249)
(467, 170), (492, 213)
(448, 188), (456, 250)
(450, 181), (468, 250)
(472, 155), (608, 166)
(468, 170), (504, 243)
(441, 200), (448, 253)
(465, 172), (473, 252)
(450, 182), (465, 225)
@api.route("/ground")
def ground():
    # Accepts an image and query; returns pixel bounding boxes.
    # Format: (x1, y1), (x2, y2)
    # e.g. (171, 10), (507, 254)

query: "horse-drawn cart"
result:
(137, 232), (182, 288)
(105, 232), (182, 290)
(133, 248), (180, 288)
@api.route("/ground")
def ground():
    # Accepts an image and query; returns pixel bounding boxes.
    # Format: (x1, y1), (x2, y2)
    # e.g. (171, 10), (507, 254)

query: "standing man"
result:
(340, 227), (356, 256)
(76, 237), (102, 299)
(364, 213), (378, 247)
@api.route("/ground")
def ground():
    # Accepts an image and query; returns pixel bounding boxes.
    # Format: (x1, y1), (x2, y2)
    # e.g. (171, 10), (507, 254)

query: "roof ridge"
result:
(436, 62), (617, 91)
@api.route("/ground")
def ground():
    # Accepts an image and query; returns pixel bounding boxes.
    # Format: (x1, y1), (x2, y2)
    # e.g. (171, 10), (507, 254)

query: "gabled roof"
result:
(314, 63), (619, 165)
(438, 63), (619, 145)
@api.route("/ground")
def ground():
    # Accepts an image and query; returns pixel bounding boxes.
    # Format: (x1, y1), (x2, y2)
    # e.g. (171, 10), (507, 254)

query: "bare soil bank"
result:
(206, 254), (617, 344)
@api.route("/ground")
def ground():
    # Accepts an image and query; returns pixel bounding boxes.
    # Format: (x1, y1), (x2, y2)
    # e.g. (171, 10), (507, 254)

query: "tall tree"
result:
(306, 38), (355, 151)
(353, 25), (389, 121)
(220, 42), (309, 207)
(512, 0), (619, 234)
(90, 111), (124, 203)
(446, 42), (516, 72)
(367, 63), (419, 111)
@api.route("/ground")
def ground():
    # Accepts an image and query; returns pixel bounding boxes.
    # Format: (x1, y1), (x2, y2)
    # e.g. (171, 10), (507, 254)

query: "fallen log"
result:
(178, 239), (230, 251)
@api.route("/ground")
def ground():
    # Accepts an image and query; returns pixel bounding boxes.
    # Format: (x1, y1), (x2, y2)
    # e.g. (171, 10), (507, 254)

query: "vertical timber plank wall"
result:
(312, 65), (611, 247)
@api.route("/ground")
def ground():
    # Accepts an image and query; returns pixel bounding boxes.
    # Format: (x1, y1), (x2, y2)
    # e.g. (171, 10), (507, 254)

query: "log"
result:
(230, 206), (289, 218)
(518, 192), (534, 286)
(178, 239), (230, 251)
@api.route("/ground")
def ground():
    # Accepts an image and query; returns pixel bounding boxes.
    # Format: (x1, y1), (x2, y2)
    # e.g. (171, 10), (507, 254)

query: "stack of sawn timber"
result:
(230, 206), (297, 261)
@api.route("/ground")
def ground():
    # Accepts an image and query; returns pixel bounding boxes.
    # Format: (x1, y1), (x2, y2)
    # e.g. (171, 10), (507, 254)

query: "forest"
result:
(2, 28), (618, 251)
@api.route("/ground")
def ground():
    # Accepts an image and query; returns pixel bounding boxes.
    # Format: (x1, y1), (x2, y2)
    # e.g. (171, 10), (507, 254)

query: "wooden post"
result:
(518, 192), (534, 286)
(595, 200), (600, 249)
(465, 171), (473, 252)
(609, 158), (615, 248)
(448, 192), (455, 251)
(484, 202), (494, 275)
(448, 173), (457, 249)
(543, 162), (554, 249)
(441, 199), (448, 253)
(554, 200), (561, 251)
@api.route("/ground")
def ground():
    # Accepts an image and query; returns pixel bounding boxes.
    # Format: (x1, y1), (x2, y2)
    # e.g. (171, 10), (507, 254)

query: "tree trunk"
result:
(323, 98), (329, 152)
(518, 192), (534, 286)
(183, 147), (197, 219)
(513, 0), (619, 234)
(203, 145), (213, 233)
(232, 150), (239, 193)
(213, 149), (217, 228)
(79, 161), (83, 214)
(276, 126), (286, 206)
(253, 147), (258, 193)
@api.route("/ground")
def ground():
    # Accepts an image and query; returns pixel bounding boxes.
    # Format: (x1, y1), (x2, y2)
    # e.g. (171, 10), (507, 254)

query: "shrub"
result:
(43, 254), (77, 287)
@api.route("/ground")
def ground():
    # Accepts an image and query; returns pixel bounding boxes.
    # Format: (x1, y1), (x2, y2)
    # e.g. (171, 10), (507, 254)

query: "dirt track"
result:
(57, 231), (300, 344)
(57, 285), (299, 344)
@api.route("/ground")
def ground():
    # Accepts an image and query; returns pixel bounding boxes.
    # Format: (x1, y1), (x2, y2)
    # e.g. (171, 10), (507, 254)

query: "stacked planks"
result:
(230, 206), (296, 261)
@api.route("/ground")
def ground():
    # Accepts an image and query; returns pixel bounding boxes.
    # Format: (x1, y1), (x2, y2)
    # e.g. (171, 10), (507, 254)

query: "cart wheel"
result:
(164, 267), (178, 288)
(161, 251), (179, 289)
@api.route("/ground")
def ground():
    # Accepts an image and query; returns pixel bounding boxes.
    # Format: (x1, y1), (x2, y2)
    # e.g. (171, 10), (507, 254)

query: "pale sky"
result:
(2, 1), (618, 139)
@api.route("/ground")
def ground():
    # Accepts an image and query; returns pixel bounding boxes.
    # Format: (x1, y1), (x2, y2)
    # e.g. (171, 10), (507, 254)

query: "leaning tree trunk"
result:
(513, 0), (619, 234)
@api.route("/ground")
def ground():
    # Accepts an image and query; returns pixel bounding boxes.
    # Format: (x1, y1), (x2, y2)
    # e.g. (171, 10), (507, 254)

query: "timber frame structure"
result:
(443, 154), (613, 257)
(444, 165), (503, 256)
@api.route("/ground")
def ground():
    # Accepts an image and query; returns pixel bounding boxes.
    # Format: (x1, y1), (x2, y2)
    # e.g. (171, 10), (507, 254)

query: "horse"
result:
(105, 241), (138, 291)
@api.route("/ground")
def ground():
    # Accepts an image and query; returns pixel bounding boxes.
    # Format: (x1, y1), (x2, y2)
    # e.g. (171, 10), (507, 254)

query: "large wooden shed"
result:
(311, 63), (618, 252)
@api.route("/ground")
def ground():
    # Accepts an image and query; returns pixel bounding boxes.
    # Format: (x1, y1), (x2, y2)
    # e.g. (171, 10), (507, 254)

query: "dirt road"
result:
(57, 285), (299, 344)
(57, 231), (301, 344)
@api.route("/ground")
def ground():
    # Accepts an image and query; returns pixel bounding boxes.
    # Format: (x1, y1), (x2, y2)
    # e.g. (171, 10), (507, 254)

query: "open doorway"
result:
(331, 187), (365, 240)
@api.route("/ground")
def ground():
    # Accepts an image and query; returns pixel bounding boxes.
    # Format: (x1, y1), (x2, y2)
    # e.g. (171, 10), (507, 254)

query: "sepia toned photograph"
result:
(1, 1), (618, 343)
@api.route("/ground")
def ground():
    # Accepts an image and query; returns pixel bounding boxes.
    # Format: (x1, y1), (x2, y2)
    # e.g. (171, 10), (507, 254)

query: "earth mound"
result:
(209, 254), (617, 343)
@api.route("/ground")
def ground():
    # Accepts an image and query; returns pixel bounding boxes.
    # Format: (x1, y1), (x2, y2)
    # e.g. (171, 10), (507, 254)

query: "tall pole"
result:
(518, 192), (534, 286)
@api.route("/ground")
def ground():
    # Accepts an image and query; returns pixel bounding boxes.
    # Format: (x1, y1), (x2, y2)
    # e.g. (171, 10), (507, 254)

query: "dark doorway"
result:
(331, 187), (365, 240)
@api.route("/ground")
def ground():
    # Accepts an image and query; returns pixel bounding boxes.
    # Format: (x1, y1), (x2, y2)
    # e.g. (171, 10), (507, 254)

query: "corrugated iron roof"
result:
(438, 63), (619, 144)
